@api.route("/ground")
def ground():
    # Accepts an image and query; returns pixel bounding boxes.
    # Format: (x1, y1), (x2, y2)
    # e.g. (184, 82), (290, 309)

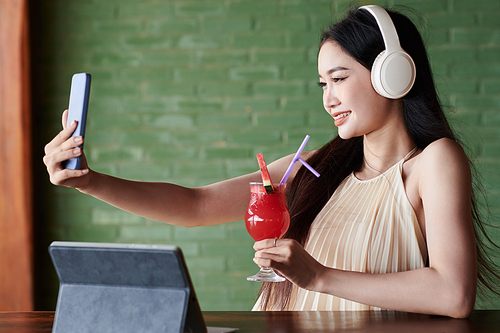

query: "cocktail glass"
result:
(245, 182), (290, 282)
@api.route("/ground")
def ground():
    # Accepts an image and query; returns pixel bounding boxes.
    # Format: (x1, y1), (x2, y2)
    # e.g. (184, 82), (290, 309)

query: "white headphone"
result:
(360, 5), (416, 99)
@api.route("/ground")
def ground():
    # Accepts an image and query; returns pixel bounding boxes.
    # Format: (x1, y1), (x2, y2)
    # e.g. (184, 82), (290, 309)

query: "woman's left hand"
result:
(253, 238), (325, 291)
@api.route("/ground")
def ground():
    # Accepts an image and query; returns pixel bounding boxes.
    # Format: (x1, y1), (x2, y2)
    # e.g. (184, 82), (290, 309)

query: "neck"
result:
(361, 119), (415, 176)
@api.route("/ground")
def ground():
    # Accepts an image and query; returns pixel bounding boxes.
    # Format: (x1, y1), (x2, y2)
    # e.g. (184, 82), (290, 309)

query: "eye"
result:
(332, 77), (347, 83)
(317, 81), (327, 89)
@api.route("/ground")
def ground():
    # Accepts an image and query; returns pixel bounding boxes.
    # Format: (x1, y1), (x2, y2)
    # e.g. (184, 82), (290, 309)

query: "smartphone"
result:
(62, 73), (91, 170)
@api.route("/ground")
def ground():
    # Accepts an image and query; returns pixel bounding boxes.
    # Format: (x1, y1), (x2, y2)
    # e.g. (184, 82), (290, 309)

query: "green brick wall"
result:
(30, 0), (500, 310)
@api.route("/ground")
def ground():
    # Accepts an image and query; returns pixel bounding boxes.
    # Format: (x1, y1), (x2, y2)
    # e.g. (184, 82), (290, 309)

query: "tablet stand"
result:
(49, 242), (206, 333)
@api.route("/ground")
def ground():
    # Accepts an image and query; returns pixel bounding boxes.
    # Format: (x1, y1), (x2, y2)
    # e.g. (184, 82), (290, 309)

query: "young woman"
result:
(43, 5), (498, 318)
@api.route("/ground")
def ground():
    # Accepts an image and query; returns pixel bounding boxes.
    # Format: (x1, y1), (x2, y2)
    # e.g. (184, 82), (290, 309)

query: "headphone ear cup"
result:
(371, 50), (416, 99)
(371, 51), (388, 98)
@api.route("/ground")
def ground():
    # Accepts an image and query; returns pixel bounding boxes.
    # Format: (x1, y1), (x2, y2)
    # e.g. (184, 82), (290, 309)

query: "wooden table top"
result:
(0, 310), (499, 332)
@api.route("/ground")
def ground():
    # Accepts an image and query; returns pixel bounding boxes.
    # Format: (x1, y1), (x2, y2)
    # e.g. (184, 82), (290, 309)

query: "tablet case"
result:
(49, 242), (207, 333)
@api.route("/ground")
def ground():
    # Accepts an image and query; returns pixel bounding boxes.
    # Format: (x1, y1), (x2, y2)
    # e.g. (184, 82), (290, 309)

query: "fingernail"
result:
(70, 120), (77, 126)
(74, 137), (83, 144)
(81, 169), (89, 174)
(73, 148), (80, 155)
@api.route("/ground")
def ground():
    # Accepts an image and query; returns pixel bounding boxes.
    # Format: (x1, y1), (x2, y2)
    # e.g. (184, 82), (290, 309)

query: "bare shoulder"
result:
(421, 137), (464, 155)
(419, 138), (469, 171)
(417, 138), (471, 189)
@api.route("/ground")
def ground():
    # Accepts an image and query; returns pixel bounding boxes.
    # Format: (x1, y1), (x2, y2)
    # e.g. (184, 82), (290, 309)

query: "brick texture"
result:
(31, 0), (500, 310)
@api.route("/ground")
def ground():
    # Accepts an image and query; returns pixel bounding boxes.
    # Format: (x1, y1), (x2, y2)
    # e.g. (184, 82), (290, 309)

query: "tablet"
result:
(49, 241), (207, 333)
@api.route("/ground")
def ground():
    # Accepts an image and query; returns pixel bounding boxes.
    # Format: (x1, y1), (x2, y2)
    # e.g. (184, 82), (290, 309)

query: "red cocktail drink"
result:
(245, 182), (290, 282)
(246, 183), (289, 241)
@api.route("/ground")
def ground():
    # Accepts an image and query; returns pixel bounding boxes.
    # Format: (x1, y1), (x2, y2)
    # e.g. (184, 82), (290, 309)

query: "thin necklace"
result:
(362, 146), (418, 176)
(363, 157), (384, 175)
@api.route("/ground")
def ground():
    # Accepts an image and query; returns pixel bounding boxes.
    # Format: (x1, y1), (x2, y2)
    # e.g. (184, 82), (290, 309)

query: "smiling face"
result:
(318, 40), (402, 140)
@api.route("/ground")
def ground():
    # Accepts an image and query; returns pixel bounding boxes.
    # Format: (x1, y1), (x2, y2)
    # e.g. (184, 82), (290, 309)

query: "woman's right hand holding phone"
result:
(43, 110), (91, 190)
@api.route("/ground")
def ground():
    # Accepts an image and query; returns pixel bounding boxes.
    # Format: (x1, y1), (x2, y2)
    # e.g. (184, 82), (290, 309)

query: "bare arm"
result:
(254, 138), (477, 318)
(44, 111), (302, 227)
(77, 171), (261, 227)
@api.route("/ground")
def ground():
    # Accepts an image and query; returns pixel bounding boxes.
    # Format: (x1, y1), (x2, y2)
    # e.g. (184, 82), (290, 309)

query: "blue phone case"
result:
(62, 73), (91, 170)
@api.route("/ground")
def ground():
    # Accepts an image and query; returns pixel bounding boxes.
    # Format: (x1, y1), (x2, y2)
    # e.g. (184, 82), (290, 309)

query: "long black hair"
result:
(257, 5), (500, 311)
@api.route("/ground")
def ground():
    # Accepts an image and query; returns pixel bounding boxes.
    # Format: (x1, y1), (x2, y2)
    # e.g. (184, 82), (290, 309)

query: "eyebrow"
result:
(319, 66), (350, 78)
(327, 66), (349, 74)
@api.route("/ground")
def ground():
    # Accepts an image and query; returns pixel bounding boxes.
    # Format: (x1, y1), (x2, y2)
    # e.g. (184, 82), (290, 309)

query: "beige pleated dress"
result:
(253, 149), (427, 311)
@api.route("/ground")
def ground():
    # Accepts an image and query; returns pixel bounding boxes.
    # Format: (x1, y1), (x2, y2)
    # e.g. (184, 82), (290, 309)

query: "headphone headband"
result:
(360, 5), (402, 52)
(359, 5), (416, 99)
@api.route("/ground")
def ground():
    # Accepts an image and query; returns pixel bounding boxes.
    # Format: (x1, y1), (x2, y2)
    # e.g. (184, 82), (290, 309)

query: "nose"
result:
(323, 85), (340, 111)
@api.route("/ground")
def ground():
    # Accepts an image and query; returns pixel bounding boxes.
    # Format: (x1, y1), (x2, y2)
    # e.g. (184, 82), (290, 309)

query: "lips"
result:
(332, 111), (351, 126)
(333, 111), (351, 120)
